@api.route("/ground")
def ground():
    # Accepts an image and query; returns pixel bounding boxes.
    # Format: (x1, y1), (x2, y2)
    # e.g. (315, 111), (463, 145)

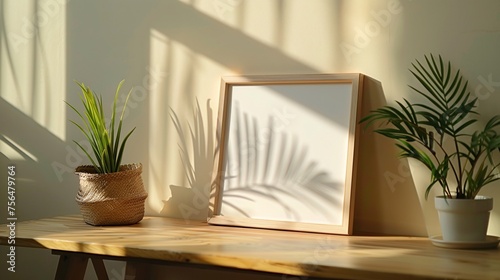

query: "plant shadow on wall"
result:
(161, 99), (218, 220)
(163, 99), (343, 222)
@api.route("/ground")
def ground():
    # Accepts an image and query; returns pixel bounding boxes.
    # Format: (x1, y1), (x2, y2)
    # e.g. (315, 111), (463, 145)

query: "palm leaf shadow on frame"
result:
(222, 102), (344, 222)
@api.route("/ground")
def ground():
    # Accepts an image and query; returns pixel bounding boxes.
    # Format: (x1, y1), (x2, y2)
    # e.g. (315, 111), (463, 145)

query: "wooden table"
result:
(1, 215), (499, 280)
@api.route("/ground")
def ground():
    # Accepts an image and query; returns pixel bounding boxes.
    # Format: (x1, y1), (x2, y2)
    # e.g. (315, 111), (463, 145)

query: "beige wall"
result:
(2, 0), (500, 279)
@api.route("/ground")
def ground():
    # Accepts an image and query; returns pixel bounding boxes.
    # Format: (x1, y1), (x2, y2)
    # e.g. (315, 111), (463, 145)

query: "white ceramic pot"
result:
(435, 195), (493, 242)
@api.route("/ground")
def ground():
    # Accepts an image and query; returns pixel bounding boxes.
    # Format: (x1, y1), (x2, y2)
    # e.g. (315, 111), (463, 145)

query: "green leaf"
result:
(66, 80), (136, 173)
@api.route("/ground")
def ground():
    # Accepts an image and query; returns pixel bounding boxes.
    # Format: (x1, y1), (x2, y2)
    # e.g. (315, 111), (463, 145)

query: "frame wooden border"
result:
(208, 73), (364, 235)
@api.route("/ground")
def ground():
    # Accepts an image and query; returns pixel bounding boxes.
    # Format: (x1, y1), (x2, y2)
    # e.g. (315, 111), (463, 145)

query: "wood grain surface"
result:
(1, 215), (499, 279)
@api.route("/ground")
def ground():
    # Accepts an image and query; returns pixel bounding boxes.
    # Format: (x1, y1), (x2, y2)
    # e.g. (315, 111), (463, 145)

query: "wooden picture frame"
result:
(208, 74), (364, 235)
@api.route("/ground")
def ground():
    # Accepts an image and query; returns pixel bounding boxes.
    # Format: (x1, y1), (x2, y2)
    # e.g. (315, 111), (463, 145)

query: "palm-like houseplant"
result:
(66, 80), (147, 226)
(361, 54), (500, 244)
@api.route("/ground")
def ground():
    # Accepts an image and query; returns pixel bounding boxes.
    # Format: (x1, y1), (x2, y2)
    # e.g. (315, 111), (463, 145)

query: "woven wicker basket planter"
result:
(75, 163), (148, 226)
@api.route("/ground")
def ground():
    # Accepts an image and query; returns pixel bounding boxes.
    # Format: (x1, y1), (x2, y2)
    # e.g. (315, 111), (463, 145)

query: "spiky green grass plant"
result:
(66, 80), (136, 173)
(361, 54), (500, 199)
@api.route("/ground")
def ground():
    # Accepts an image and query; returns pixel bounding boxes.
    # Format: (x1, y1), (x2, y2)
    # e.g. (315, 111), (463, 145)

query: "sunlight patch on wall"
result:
(0, 0), (66, 141)
(0, 135), (38, 162)
(147, 29), (175, 213)
(490, 211), (499, 236)
(147, 28), (230, 217)
(246, 1), (341, 71)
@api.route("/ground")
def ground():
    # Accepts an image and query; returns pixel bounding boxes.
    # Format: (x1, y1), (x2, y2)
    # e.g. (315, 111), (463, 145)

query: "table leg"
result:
(91, 258), (110, 280)
(53, 252), (88, 280)
(125, 261), (149, 280)
(53, 251), (110, 280)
